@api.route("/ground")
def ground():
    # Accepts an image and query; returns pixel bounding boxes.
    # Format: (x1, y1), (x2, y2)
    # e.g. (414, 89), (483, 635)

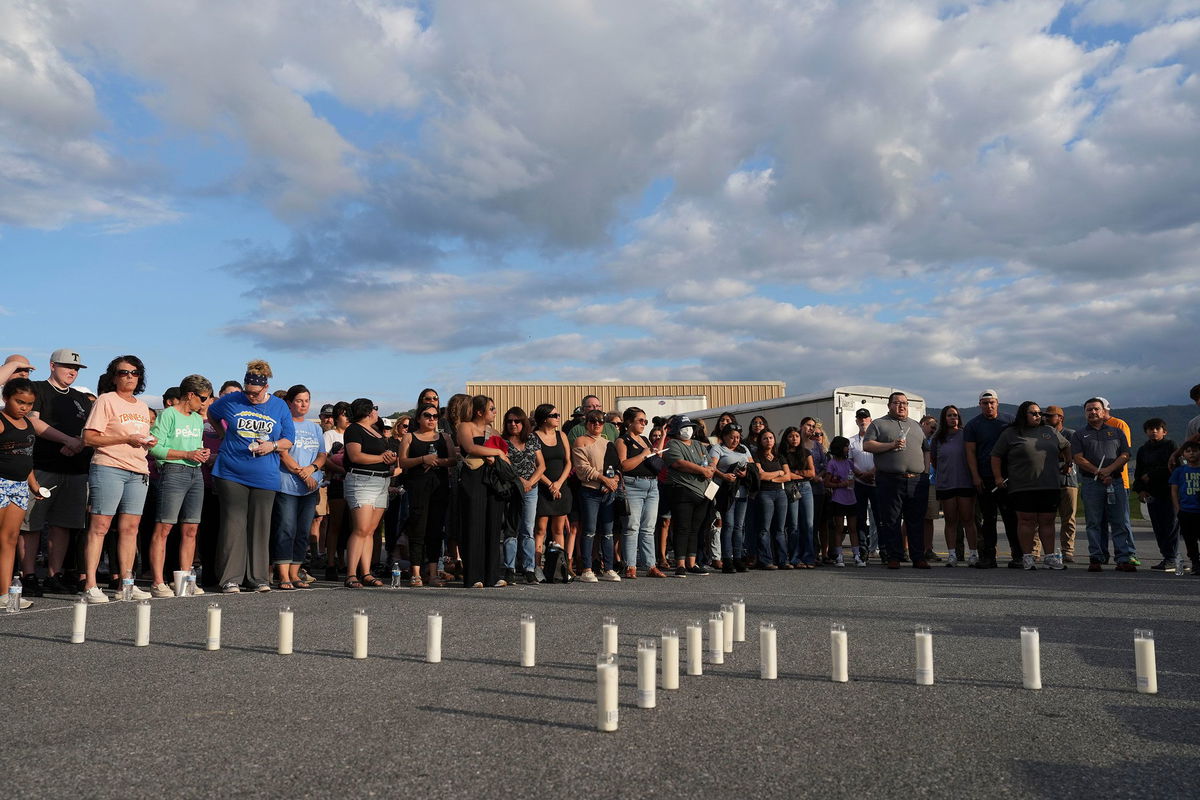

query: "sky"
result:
(3, 0), (1199, 414)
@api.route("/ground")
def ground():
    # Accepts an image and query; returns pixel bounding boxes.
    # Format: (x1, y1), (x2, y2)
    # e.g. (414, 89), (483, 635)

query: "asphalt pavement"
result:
(3, 522), (1198, 799)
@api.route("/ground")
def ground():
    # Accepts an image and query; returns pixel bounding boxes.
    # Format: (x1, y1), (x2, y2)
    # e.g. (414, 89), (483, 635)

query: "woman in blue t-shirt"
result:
(271, 385), (325, 590)
(207, 360), (295, 593)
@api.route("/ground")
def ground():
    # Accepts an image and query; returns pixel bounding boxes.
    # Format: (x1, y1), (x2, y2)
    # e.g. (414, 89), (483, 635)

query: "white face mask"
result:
(679, 426), (693, 440)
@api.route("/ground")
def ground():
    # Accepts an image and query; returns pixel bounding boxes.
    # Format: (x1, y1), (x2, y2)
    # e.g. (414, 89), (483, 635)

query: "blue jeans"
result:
(1079, 480), (1136, 563)
(88, 464), (149, 517)
(721, 495), (748, 560)
(854, 480), (878, 551)
(754, 489), (788, 565)
(786, 481), (815, 565)
(875, 473), (927, 562)
(621, 477), (658, 569)
(1145, 495), (1179, 560)
(504, 485), (538, 571)
(580, 486), (616, 571)
(271, 491), (318, 565)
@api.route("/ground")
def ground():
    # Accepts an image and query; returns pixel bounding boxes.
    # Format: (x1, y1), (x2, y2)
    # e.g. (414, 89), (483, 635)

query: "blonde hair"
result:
(245, 359), (273, 379)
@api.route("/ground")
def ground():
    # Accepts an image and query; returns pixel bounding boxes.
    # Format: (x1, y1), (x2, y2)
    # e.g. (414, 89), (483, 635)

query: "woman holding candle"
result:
(81, 356), (159, 602)
(398, 403), (456, 586)
(208, 360), (295, 594)
(271, 385), (326, 590)
(989, 401), (1072, 570)
(572, 410), (623, 582)
(343, 398), (397, 587)
(931, 404), (978, 566)
(456, 395), (509, 588)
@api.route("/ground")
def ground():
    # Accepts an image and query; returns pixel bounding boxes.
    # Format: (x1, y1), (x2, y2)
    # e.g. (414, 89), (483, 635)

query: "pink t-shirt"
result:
(85, 392), (153, 474)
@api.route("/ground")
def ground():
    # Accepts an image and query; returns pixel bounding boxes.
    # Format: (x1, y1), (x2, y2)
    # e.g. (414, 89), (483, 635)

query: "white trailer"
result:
(683, 386), (927, 440)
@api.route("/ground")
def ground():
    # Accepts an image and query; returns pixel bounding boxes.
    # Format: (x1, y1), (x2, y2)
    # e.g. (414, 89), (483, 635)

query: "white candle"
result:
(686, 621), (703, 676)
(915, 624), (934, 685)
(637, 638), (657, 709)
(134, 600), (151, 647)
(830, 622), (848, 683)
(596, 652), (619, 731)
(733, 597), (746, 642)
(760, 621), (777, 680)
(71, 599), (87, 644)
(352, 609), (368, 659)
(720, 604), (734, 653)
(602, 616), (618, 656)
(206, 603), (221, 651)
(426, 611), (442, 663)
(707, 612), (724, 665)
(1134, 629), (1157, 694)
(1020, 626), (1041, 689)
(661, 627), (679, 690)
(277, 606), (294, 655)
(520, 614), (536, 667)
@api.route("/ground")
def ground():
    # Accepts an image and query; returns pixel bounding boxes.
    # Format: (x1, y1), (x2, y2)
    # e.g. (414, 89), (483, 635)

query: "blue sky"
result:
(3, 0), (1199, 414)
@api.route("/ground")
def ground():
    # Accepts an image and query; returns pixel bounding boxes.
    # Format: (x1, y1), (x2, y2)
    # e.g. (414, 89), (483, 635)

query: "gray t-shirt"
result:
(864, 414), (928, 475)
(990, 425), (1070, 493)
(708, 443), (751, 498)
(665, 438), (710, 499)
(1069, 423), (1130, 477)
(1188, 413), (1200, 440)
(930, 430), (972, 491)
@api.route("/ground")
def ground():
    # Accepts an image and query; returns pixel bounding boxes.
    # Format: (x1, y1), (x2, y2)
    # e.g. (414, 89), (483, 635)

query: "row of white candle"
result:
(66, 599), (1161, 700)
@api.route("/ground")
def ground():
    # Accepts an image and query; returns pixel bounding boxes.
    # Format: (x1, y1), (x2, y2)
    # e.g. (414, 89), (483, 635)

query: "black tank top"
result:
(622, 433), (658, 478)
(0, 413), (36, 482)
(407, 433), (448, 460)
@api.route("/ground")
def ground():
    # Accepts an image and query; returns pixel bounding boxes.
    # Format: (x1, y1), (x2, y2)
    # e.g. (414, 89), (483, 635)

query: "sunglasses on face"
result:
(421, 412), (439, 420)
(1028, 411), (1042, 416)
(505, 418), (522, 425)
(196, 394), (211, 402)
(547, 413), (560, 419)
(116, 369), (142, 377)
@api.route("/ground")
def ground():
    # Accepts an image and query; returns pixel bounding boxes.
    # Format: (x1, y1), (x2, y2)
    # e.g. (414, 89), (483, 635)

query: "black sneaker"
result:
(687, 564), (710, 575)
(22, 573), (43, 597)
(673, 566), (688, 577)
(1007, 560), (1023, 569)
(503, 568), (517, 585)
(324, 565), (340, 582)
(722, 562), (736, 574)
(735, 559), (749, 573)
(1150, 560), (1170, 571)
(524, 570), (538, 585)
(43, 572), (70, 593)
(924, 549), (944, 563)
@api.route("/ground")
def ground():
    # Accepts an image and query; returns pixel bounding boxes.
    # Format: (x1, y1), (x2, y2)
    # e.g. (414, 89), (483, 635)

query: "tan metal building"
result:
(464, 382), (786, 419)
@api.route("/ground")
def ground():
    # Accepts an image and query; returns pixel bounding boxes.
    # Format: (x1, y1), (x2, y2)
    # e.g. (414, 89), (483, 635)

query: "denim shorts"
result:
(89, 463), (150, 517)
(345, 471), (390, 510)
(156, 463), (205, 524)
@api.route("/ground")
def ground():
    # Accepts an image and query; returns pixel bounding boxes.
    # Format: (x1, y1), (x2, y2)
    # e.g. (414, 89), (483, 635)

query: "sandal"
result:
(344, 576), (363, 589)
(278, 581), (296, 590)
(410, 576), (424, 588)
(360, 574), (384, 587)
(294, 579), (312, 589)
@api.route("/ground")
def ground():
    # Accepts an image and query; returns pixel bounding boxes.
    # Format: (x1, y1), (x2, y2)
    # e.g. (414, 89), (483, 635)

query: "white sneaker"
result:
(83, 586), (110, 604)
(150, 583), (174, 598)
(598, 569), (622, 582)
(835, 554), (845, 568)
(1022, 554), (1036, 571)
(1046, 553), (1066, 570)
(967, 552), (979, 567)
(946, 552), (958, 567)
(7, 597), (33, 610)
(220, 582), (241, 594)
(579, 570), (599, 583)
(190, 584), (205, 596)
(854, 556), (866, 567)
(128, 585), (152, 601)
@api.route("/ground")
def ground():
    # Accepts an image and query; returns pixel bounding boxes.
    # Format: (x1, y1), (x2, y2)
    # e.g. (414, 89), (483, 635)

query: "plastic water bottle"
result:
(6, 575), (21, 613)
(390, 562), (402, 589)
(121, 572), (134, 602)
(186, 568), (197, 596)
(604, 464), (615, 479)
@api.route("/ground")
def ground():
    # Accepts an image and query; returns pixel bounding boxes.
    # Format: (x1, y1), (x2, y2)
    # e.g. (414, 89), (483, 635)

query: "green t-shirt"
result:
(149, 405), (205, 467)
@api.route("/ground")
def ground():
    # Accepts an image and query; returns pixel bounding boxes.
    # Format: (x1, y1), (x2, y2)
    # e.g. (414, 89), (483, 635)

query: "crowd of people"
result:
(3, 349), (1200, 612)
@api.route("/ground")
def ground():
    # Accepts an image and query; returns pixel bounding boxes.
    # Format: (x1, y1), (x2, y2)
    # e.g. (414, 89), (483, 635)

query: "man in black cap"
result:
(19, 348), (91, 594)
(964, 389), (1019, 568)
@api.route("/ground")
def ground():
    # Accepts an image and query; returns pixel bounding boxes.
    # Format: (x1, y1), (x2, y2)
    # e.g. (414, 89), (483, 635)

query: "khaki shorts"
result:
(22, 470), (89, 531)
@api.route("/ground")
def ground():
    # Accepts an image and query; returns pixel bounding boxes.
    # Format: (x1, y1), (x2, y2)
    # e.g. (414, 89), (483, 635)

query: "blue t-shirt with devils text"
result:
(209, 392), (295, 490)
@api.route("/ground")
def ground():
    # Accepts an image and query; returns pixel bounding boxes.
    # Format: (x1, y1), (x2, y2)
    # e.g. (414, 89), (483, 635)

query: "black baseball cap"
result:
(855, 408), (871, 419)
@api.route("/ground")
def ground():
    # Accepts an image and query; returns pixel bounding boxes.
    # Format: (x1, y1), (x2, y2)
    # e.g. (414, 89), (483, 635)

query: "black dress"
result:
(536, 430), (573, 517)
(458, 436), (503, 587)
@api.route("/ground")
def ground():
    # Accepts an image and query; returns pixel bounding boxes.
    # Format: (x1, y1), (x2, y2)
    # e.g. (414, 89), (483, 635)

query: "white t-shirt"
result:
(848, 432), (875, 484)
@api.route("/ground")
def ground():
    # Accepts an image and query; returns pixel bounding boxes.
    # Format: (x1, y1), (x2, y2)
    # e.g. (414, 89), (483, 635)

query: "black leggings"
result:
(405, 471), (448, 567)
(1179, 510), (1200, 563)
(671, 490), (708, 560)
